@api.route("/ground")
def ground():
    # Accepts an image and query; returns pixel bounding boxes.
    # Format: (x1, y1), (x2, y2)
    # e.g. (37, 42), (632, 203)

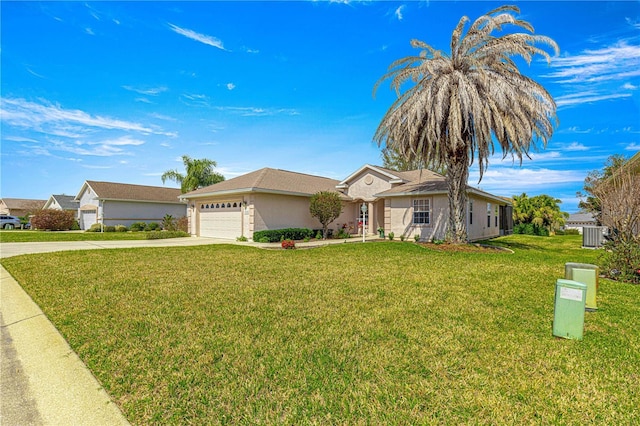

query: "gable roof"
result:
(181, 168), (343, 199)
(566, 213), (596, 224)
(337, 164), (444, 187)
(0, 198), (47, 210)
(45, 194), (79, 210)
(76, 181), (183, 204)
(374, 169), (510, 205)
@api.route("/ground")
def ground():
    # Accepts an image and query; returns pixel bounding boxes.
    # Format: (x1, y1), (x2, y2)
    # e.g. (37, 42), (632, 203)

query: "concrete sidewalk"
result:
(1, 266), (130, 425)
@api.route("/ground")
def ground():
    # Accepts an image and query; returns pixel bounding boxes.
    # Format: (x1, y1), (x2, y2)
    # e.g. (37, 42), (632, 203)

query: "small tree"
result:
(512, 193), (568, 235)
(31, 209), (76, 231)
(309, 191), (343, 239)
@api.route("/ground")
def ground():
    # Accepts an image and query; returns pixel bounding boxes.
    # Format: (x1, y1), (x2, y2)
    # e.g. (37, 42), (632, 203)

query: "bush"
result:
(388, 232), (395, 241)
(86, 223), (103, 232)
(130, 222), (147, 232)
(104, 226), (116, 232)
(177, 216), (188, 233)
(564, 228), (580, 235)
(600, 239), (640, 284)
(115, 225), (128, 232)
(513, 223), (549, 236)
(236, 235), (248, 242)
(281, 239), (296, 249)
(30, 209), (76, 231)
(258, 237), (270, 243)
(71, 221), (81, 230)
(145, 222), (160, 231)
(414, 234), (420, 242)
(400, 235), (406, 241)
(145, 231), (189, 240)
(162, 214), (177, 231)
(253, 228), (314, 243)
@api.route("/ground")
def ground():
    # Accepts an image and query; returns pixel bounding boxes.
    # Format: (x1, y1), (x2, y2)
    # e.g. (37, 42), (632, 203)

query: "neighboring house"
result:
(180, 165), (512, 242)
(0, 198), (47, 217)
(43, 194), (80, 212)
(564, 212), (597, 234)
(74, 181), (186, 230)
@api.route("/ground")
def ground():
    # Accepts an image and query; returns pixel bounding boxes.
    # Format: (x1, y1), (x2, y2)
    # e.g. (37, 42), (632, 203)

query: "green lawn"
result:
(0, 230), (152, 242)
(2, 235), (638, 424)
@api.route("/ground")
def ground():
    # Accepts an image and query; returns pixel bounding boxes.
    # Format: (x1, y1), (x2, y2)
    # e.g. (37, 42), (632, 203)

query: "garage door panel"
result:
(199, 202), (241, 239)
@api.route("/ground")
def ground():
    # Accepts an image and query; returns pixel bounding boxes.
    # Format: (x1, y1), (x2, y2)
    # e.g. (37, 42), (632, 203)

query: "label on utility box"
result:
(560, 286), (583, 302)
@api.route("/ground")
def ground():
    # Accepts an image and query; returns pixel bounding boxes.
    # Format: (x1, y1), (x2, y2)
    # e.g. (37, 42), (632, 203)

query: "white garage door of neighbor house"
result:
(81, 210), (97, 230)
(199, 201), (242, 239)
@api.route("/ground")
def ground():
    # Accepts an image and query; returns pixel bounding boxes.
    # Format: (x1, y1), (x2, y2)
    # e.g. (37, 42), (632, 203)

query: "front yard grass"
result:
(0, 230), (158, 242)
(1, 235), (638, 424)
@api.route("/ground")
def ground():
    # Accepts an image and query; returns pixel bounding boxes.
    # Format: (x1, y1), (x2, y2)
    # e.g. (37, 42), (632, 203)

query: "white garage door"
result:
(81, 210), (97, 230)
(199, 201), (242, 239)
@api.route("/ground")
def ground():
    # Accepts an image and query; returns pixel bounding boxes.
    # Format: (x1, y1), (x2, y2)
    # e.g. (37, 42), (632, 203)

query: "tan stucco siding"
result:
(346, 171), (392, 200)
(252, 193), (321, 232)
(387, 195), (448, 241)
(466, 197), (501, 241)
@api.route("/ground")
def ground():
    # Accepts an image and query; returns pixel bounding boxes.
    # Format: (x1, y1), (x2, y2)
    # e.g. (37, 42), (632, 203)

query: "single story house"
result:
(0, 198), (47, 217)
(564, 212), (597, 234)
(180, 165), (512, 242)
(43, 194), (80, 212)
(74, 180), (186, 230)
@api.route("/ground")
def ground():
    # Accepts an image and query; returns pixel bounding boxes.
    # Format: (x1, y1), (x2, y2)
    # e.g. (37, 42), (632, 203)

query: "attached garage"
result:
(80, 206), (98, 230)
(198, 200), (242, 239)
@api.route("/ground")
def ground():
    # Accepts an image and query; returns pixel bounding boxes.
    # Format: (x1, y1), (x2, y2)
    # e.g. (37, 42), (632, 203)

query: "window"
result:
(487, 203), (492, 228)
(495, 205), (499, 227)
(413, 199), (430, 224)
(469, 200), (473, 225)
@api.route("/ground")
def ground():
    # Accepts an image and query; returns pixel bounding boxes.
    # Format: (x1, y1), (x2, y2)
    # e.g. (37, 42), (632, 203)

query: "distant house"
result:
(0, 198), (47, 217)
(564, 212), (597, 234)
(74, 181), (187, 230)
(43, 194), (80, 212)
(180, 164), (512, 242)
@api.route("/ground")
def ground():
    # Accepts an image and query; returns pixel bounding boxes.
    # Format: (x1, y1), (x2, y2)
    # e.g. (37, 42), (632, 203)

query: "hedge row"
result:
(253, 228), (315, 243)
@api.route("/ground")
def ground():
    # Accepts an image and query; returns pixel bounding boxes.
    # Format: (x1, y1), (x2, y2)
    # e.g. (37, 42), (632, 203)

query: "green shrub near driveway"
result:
(1, 235), (638, 424)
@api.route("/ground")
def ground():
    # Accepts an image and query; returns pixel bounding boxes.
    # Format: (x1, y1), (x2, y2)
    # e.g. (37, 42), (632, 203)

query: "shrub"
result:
(177, 216), (188, 233)
(104, 226), (116, 232)
(30, 209), (76, 231)
(253, 228), (314, 243)
(258, 237), (270, 243)
(70, 221), (81, 230)
(414, 234), (420, 242)
(115, 225), (128, 232)
(315, 231), (323, 240)
(336, 228), (350, 239)
(400, 235), (406, 241)
(388, 232), (395, 240)
(162, 214), (177, 231)
(564, 228), (580, 235)
(129, 222), (147, 232)
(281, 239), (296, 249)
(600, 239), (640, 284)
(236, 235), (248, 242)
(513, 223), (549, 236)
(86, 223), (103, 232)
(145, 231), (189, 240)
(145, 222), (160, 231)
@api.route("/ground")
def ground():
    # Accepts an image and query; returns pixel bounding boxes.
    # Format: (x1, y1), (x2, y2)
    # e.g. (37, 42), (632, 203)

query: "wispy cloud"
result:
(625, 143), (640, 151)
(180, 93), (211, 108)
(226, 83), (236, 91)
(51, 136), (144, 157)
(547, 39), (640, 109)
(215, 106), (300, 117)
(0, 97), (169, 135)
(564, 142), (590, 152)
(168, 23), (227, 51)
(122, 85), (168, 96)
(469, 167), (586, 195)
(394, 5), (405, 21)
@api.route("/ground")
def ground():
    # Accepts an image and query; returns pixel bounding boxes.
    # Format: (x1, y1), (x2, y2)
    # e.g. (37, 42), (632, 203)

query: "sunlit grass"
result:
(2, 235), (638, 424)
(0, 230), (148, 242)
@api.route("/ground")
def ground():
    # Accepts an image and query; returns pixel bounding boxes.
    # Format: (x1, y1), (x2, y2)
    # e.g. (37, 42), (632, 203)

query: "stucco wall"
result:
(346, 170), (393, 201)
(386, 194), (503, 242)
(102, 201), (187, 227)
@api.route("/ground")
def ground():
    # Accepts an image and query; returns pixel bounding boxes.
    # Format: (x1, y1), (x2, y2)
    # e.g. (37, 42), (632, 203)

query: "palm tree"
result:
(161, 155), (225, 193)
(374, 5), (559, 243)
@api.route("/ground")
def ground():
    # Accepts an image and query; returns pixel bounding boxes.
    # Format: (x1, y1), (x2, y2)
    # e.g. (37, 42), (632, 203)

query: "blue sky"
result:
(1, 1), (639, 213)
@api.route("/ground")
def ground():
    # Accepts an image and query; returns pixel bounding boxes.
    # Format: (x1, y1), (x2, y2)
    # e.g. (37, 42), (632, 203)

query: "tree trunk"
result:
(446, 158), (469, 244)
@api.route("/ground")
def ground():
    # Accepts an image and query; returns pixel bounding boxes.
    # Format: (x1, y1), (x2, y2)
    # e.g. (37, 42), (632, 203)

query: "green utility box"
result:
(553, 279), (587, 340)
(565, 262), (599, 311)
